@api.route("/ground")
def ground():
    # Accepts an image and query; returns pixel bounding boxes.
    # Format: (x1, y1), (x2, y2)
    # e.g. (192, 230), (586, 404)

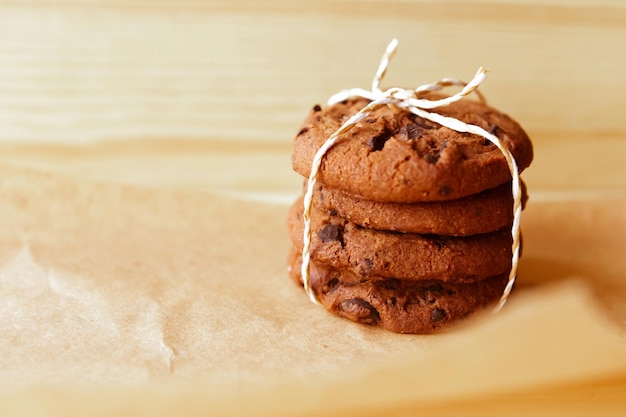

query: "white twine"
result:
(301, 39), (522, 312)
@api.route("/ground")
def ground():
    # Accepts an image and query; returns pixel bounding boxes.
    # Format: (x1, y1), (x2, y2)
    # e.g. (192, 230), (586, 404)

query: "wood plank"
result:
(0, 1), (624, 144)
(2, 131), (625, 194)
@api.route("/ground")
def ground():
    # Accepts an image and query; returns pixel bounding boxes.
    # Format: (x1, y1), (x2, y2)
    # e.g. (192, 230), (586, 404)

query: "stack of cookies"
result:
(287, 96), (533, 333)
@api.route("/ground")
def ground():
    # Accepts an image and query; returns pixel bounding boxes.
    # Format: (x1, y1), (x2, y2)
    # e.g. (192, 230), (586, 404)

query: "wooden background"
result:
(1, 1), (626, 415)
(0, 0), (625, 197)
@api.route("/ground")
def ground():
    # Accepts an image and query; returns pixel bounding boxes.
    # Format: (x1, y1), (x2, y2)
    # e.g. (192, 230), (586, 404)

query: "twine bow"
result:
(301, 39), (522, 312)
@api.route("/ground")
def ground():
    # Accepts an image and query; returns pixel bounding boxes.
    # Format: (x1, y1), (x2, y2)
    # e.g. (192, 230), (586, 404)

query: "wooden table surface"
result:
(0, 1), (625, 415)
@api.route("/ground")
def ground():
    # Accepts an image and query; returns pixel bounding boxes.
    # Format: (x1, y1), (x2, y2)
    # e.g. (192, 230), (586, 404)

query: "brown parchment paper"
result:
(1, 163), (625, 416)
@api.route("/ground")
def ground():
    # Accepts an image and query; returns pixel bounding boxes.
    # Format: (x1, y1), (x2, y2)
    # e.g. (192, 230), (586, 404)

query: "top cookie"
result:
(292, 96), (533, 203)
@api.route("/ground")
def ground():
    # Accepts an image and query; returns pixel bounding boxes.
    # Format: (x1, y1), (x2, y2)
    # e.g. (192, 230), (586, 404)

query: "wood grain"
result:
(0, 0), (625, 145)
(1, 132), (625, 196)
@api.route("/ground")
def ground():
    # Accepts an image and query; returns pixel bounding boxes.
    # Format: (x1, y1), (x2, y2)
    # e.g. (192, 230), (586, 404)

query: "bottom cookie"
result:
(288, 248), (508, 334)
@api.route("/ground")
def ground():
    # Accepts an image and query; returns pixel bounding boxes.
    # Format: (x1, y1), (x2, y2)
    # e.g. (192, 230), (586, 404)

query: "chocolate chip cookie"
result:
(308, 180), (528, 236)
(292, 96), (533, 203)
(287, 248), (508, 334)
(288, 197), (513, 283)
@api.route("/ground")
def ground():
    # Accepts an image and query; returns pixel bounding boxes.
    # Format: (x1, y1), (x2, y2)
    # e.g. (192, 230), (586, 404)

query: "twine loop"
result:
(301, 39), (522, 312)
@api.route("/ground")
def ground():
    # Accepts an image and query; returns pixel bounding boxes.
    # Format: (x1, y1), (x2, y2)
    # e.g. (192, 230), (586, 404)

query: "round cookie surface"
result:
(292, 96), (533, 203)
(309, 181), (528, 236)
(287, 248), (507, 334)
(288, 197), (513, 283)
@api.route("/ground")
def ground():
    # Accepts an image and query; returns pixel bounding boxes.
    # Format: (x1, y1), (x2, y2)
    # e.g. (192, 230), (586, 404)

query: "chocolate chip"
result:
(424, 153), (440, 164)
(424, 140), (447, 163)
(312, 104), (322, 112)
(438, 185), (452, 197)
(483, 125), (499, 146)
(317, 223), (343, 243)
(338, 298), (380, 325)
(431, 308), (447, 323)
(366, 131), (391, 152)
(400, 123), (424, 140)
(327, 209), (337, 217)
(297, 126), (309, 136)
(409, 115), (435, 129)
